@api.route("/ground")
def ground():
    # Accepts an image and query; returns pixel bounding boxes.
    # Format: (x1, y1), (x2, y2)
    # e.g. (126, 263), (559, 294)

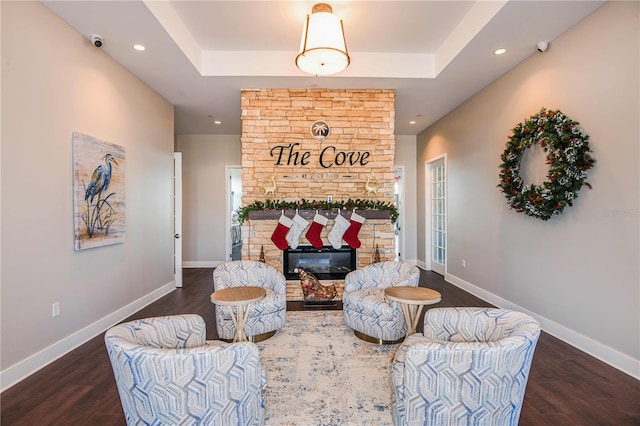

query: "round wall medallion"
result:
(310, 120), (330, 140)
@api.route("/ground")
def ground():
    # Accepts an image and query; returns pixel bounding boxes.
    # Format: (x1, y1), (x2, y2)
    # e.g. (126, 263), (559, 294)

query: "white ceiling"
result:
(43, 1), (605, 136)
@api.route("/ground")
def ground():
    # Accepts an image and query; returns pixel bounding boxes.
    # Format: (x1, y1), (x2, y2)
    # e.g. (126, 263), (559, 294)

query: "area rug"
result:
(256, 311), (398, 425)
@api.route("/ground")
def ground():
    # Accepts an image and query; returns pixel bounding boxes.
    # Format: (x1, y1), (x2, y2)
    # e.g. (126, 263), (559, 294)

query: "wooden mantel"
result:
(247, 209), (391, 221)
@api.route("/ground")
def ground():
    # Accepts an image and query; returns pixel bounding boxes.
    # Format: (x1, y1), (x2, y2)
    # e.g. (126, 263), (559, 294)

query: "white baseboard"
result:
(445, 272), (640, 380)
(0, 281), (176, 392)
(415, 260), (427, 269)
(183, 261), (225, 268)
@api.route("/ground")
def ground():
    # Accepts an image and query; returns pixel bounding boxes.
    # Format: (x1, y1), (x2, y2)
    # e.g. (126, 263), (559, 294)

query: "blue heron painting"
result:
(73, 132), (125, 250)
(85, 153), (119, 204)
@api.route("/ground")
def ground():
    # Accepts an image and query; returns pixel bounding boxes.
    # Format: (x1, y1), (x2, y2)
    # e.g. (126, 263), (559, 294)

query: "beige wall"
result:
(395, 135), (418, 262)
(176, 135), (242, 265)
(1, 2), (175, 388)
(416, 1), (639, 375)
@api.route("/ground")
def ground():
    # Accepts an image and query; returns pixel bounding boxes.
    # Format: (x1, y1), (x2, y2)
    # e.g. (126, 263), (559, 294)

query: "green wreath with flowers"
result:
(498, 108), (595, 221)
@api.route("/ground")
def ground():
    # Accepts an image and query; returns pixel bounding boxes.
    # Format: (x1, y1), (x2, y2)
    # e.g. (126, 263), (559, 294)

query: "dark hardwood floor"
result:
(2, 268), (639, 425)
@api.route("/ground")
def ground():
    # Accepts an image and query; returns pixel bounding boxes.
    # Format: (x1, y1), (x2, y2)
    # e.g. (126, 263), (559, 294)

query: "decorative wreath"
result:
(498, 108), (595, 220)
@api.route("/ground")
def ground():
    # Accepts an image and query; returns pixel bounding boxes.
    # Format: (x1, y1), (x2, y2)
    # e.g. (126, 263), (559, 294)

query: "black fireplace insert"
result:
(283, 245), (356, 280)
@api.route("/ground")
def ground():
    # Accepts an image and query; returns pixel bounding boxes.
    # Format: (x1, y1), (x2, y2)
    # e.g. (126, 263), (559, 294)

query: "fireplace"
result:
(283, 245), (357, 280)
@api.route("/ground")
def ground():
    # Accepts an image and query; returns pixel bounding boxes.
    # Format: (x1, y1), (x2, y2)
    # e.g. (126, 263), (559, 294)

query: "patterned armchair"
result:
(342, 261), (420, 343)
(391, 307), (541, 425)
(105, 314), (267, 425)
(214, 260), (286, 341)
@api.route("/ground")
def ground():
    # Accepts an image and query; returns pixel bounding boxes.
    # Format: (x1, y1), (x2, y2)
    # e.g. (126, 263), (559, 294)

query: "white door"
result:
(227, 166), (243, 261)
(174, 153), (183, 287)
(394, 166), (405, 261)
(426, 157), (446, 275)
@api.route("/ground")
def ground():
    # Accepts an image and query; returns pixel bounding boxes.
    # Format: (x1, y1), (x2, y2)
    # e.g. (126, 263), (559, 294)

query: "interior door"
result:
(174, 152), (183, 287)
(394, 166), (404, 261)
(227, 166), (243, 261)
(427, 157), (446, 275)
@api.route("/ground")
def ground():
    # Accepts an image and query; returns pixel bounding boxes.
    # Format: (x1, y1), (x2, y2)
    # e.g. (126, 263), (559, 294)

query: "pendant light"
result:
(296, 3), (350, 76)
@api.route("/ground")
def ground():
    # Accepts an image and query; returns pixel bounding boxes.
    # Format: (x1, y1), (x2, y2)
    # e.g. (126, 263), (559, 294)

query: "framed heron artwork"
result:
(73, 131), (125, 250)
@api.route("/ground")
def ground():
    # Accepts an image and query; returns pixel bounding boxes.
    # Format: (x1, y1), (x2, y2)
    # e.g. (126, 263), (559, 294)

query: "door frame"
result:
(424, 154), (447, 274)
(174, 152), (183, 287)
(394, 166), (405, 261)
(226, 165), (242, 262)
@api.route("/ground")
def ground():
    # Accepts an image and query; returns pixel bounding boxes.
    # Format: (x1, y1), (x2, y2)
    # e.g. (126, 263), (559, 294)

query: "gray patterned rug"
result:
(256, 311), (398, 425)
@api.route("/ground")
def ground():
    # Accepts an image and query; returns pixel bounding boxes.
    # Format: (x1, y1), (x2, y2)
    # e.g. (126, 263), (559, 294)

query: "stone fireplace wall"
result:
(240, 88), (396, 274)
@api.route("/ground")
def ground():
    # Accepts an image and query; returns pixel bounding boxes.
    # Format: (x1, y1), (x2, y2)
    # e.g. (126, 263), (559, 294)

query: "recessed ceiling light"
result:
(409, 121), (416, 125)
(494, 48), (507, 55)
(214, 120), (221, 125)
(133, 44), (145, 51)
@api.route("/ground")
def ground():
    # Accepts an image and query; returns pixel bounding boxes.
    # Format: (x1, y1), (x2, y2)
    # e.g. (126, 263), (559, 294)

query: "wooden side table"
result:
(210, 286), (266, 342)
(385, 286), (442, 337)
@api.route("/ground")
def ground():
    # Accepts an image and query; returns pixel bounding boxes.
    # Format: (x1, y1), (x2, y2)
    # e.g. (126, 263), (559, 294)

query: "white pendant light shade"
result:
(296, 3), (350, 76)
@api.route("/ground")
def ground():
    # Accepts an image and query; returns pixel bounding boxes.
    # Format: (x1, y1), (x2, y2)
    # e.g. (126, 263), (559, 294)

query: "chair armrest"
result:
(422, 308), (541, 343)
(391, 277), (419, 288)
(345, 262), (420, 293)
(105, 315), (207, 349)
(392, 333), (437, 364)
(392, 334), (435, 402)
(214, 262), (287, 295)
(265, 273), (287, 295)
(344, 268), (383, 292)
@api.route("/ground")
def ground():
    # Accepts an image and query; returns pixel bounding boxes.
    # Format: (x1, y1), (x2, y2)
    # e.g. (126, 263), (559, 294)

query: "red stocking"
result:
(342, 211), (366, 249)
(271, 214), (294, 250)
(305, 213), (329, 249)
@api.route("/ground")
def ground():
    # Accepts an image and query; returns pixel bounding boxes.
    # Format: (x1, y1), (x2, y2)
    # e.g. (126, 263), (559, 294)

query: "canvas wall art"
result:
(73, 131), (125, 250)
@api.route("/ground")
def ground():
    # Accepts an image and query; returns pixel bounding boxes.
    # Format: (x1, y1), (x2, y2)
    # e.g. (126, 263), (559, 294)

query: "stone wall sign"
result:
(270, 143), (370, 168)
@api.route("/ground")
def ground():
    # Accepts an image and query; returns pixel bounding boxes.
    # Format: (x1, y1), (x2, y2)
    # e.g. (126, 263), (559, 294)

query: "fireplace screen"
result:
(283, 245), (356, 280)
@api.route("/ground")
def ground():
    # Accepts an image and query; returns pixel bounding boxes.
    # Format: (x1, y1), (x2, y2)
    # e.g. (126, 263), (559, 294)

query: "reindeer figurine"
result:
(262, 175), (277, 195)
(365, 174), (380, 196)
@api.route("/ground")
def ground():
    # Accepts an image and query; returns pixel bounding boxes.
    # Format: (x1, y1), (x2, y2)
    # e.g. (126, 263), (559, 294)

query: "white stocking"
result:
(328, 213), (351, 249)
(285, 213), (309, 249)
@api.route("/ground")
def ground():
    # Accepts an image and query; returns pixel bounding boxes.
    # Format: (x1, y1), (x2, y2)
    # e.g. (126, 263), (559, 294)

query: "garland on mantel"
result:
(237, 199), (399, 224)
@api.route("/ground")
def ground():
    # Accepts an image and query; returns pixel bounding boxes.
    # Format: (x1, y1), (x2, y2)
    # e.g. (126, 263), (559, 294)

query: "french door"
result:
(426, 156), (446, 275)
(174, 153), (183, 287)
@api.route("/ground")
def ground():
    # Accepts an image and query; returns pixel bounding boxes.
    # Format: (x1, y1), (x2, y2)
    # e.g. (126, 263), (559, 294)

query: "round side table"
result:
(210, 286), (266, 342)
(385, 286), (441, 337)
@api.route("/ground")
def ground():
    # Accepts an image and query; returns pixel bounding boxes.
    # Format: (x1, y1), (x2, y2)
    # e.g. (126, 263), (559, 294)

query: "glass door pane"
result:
(429, 158), (446, 275)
